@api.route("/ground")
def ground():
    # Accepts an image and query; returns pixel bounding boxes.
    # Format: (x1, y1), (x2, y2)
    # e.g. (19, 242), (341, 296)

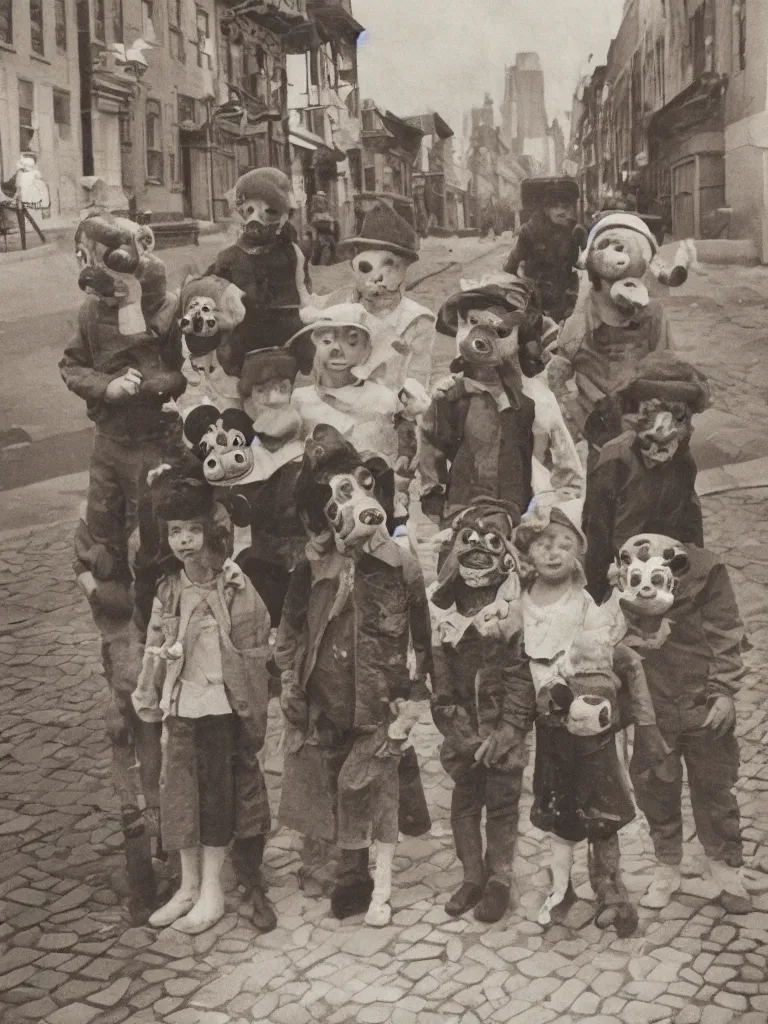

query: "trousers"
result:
(450, 764), (524, 886)
(631, 724), (743, 867)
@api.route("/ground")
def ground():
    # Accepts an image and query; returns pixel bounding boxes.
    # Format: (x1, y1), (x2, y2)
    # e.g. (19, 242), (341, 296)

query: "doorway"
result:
(180, 140), (193, 218)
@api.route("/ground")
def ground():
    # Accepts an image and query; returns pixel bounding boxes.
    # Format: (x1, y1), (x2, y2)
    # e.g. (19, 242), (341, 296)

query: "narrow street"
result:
(0, 236), (768, 1024)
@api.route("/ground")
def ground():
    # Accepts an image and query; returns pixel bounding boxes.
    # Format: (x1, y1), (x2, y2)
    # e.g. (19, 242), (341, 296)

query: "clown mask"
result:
(322, 464), (388, 554)
(453, 522), (517, 590)
(243, 376), (303, 447)
(352, 250), (409, 304)
(624, 398), (692, 466)
(527, 522), (585, 585)
(313, 323), (372, 386)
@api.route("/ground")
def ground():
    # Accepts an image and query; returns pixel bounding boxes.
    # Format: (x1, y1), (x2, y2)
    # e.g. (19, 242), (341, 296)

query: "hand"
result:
(703, 695), (736, 739)
(474, 732), (500, 767)
(76, 571), (97, 599)
(105, 368), (143, 401)
(431, 374), (457, 398)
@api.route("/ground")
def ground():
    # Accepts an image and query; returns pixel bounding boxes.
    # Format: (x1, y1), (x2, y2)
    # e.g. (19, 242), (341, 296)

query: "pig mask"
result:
(75, 214), (155, 335)
(455, 307), (521, 376)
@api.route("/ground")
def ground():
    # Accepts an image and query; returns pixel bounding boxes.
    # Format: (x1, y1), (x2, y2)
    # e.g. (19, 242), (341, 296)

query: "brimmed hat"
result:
(515, 495), (587, 554)
(583, 212), (659, 262)
(339, 202), (419, 262)
(612, 353), (710, 414)
(437, 273), (533, 338)
(151, 468), (215, 522)
(239, 347), (299, 393)
(234, 167), (295, 214)
(285, 303), (373, 376)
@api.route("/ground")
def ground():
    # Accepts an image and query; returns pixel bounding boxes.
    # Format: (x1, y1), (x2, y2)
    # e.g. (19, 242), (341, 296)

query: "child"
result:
(516, 498), (663, 937)
(132, 470), (275, 934)
(504, 177), (586, 324)
(613, 533), (752, 914)
(582, 353), (709, 602)
(429, 500), (535, 923)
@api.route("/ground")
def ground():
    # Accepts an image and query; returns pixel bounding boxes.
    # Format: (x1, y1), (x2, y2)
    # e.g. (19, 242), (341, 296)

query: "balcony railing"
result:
(219, 0), (307, 35)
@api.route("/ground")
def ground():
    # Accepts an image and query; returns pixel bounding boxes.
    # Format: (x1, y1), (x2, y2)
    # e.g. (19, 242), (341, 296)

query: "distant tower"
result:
(500, 52), (549, 172)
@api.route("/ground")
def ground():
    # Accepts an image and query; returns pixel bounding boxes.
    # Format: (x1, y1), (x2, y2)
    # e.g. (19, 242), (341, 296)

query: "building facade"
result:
(0, 0), (83, 222)
(406, 111), (467, 233)
(355, 99), (422, 229)
(574, 0), (767, 258)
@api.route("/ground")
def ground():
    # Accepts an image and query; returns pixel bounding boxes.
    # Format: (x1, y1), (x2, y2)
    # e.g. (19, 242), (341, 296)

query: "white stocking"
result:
(538, 835), (576, 925)
(173, 846), (227, 934)
(365, 842), (396, 927)
(149, 847), (200, 928)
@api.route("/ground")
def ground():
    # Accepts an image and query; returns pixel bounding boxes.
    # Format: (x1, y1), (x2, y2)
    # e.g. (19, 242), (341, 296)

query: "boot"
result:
(640, 863), (682, 909)
(538, 835), (576, 926)
(122, 807), (158, 926)
(230, 836), (277, 932)
(331, 848), (373, 920)
(708, 859), (752, 915)
(173, 846), (227, 934)
(398, 748), (431, 837)
(588, 834), (638, 938)
(447, 810), (484, 917)
(365, 842), (396, 927)
(445, 882), (484, 918)
(150, 848), (200, 928)
(474, 880), (510, 923)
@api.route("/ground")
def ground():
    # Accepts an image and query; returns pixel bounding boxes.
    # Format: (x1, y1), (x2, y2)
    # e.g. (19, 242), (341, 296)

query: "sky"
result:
(353, 0), (625, 140)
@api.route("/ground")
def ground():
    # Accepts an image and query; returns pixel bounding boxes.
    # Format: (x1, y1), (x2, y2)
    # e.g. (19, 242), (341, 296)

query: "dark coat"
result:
(504, 210), (581, 322)
(583, 432), (703, 602)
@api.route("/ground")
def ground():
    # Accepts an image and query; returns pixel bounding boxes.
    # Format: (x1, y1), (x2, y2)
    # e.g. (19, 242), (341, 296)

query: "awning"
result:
(290, 132), (316, 152)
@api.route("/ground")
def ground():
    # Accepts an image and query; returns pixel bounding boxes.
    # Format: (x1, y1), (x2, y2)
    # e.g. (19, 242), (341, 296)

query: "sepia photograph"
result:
(0, 1), (767, 1023)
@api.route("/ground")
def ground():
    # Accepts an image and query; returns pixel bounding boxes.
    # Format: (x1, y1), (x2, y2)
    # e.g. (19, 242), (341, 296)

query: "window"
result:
(93, 0), (106, 40)
(112, 0), (123, 43)
(142, 1), (156, 43)
(169, 0), (184, 60)
(178, 94), (196, 124)
(196, 7), (211, 68)
(168, 0), (182, 26)
(689, 5), (706, 78)
(53, 89), (71, 140)
(0, 0), (11, 45)
(145, 99), (163, 182)
(54, 0), (67, 50)
(736, 0), (747, 71)
(29, 0), (44, 55)
(18, 80), (35, 150)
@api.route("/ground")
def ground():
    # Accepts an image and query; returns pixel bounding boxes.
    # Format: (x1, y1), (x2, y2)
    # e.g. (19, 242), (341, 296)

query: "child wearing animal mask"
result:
(504, 177), (586, 324)
(429, 500), (535, 923)
(312, 201), (436, 390)
(582, 353), (710, 603)
(275, 426), (432, 925)
(131, 469), (276, 934)
(205, 168), (311, 374)
(547, 213), (685, 450)
(610, 534), (752, 914)
(516, 498), (668, 937)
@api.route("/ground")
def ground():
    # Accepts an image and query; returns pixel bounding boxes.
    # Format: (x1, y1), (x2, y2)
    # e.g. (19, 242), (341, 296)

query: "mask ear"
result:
(183, 404), (221, 451)
(135, 224), (155, 255)
(221, 408), (257, 445)
(285, 333), (316, 376)
(663, 550), (690, 576)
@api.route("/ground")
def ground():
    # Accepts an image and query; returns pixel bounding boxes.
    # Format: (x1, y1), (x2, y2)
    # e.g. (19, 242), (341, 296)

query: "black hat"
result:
(613, 353), (710, 414)
(239, 347), (299, 395)
(151, 468), (215, 522)
(339, 202), (419, 262)
(521, 177), (579, 209)
(437, 276), (533, 338)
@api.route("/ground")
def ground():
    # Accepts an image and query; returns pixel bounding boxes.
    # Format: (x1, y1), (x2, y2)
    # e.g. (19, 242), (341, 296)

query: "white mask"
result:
(352, 250), (408, 301)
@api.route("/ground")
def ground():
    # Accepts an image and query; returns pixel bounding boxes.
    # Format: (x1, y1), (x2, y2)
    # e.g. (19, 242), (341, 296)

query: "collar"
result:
(361, 529), (403, 567)
(462, 376), (511, 411)
(586, 289), (652, 330)
(306, 544), (350, 583)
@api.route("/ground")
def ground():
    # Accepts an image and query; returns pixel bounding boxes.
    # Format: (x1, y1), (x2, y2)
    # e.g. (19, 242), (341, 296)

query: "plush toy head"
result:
(295, 425), (393, 554)
(286, 303), (374, 383)
(75, 213), (154, 296)
(515, 496), (586, 585)
(437, 273), (544, 379)
(238, 347), (302, 445)
(234, 167), (296, 246)
(183, 405), (257, 483)
(178, 276), (247, 357)
(431, 499), (520, 608)
(581, 213), (658, 314)
(610, 533), (690, 617)
(339, 203), (420, 304)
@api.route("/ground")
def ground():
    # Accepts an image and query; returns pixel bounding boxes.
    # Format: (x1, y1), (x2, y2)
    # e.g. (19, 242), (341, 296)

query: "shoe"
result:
(473, 880), (510, 923)
(330, 877), (375, 920)
(149, 890), (198, 928)
(709, 859), (753, 915)
(445, 882), (483, 918)
(250, 887), (278, 932)
(640, 863), (682, 909)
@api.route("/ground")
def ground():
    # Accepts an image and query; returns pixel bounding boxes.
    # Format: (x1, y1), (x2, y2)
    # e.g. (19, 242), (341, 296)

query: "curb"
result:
(0, 241), (59, 264)
(697, 455), (768, 496)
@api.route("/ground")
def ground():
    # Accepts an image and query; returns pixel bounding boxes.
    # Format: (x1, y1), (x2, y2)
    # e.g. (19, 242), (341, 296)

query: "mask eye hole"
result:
(629, 571), (643, 588)
(460, 529), (473, 544)
(324, 499), (340, 523)
(229, 431), (247, 448)
(650, 570), (667, 587)
(357, 260), (372, 274)
(356, 469), (374, 491)
(335, 478), (354, 501)
(485, 533), (503, 553)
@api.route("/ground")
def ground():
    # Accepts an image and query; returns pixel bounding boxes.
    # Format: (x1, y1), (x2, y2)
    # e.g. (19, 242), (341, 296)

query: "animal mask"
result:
(431, 500), (520, 608)
(455, 307), (520, 369)
(183, 405), (257, 483)
(624, 398), (692, 465)
(295, 425), (393, 554)
(239, 351), (303, 447)
(178, 276), (247, 357)
(234, 168), (295, 247)
(285, 304), (377, 381)
(586, 226), (653, 314)
(75, 213), (156, 334)
(351, 249), (409, 302)
(610, 534), (690, 617)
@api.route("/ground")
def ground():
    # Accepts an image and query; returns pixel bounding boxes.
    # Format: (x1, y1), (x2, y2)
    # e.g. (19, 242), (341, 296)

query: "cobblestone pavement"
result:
(1, 243), (768, 1024)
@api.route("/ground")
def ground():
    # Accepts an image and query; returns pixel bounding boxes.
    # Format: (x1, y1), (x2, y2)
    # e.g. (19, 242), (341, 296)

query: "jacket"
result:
(547, 291), (674, 436)
(132, 562), (271, 751)
(275, 534), (432, 749)
(504, 211), (581, 322)
(583, 431), (703, 602)
(633, 545), (745, 733)
(419, 376), (536, 526)
(59, 295), (185, 444)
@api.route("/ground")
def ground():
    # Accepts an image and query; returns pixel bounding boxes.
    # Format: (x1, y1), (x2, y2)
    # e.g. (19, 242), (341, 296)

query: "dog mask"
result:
(234, 168), (295, 247)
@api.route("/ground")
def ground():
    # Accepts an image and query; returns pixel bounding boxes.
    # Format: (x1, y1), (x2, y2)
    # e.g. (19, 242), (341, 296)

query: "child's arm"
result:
(699, 564), (746, 735)
(503, 224), (531, 276)
(652, 304), (676, 352)
(404, 318), (436, 391)
(430, 644), (481, 752)
(131, 594), (168, 722)
(418, 394), (452, 524)
(60, 306), (143, 403)
(403, 551), (433, 693)
(474, 653), (535, 769)
(583, 455), (621, 603)
(535, 383), (585, 502)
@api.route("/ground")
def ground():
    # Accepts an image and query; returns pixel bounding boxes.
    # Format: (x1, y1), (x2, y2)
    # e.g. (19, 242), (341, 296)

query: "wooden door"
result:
(672, 158), (696, 238)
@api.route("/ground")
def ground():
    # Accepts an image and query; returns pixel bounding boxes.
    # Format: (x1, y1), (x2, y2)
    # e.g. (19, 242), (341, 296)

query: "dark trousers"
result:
(161, 715), (236, 851)
(451, 765), (524, 886)
(631, 725), (743, 867)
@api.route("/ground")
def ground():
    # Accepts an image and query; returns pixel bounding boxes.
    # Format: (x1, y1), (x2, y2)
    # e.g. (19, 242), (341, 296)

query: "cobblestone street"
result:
(0, 476), (767, 1024)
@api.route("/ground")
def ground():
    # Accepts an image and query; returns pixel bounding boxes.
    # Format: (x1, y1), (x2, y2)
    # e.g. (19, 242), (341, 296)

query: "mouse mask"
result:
(235, 167), (295, 247)
(183, 405), (257, 483)
(295, 425), (392, 555)
(179, 276), (247, 357)
(609, 534), (690, 617)
(75, 214), (156, 334)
